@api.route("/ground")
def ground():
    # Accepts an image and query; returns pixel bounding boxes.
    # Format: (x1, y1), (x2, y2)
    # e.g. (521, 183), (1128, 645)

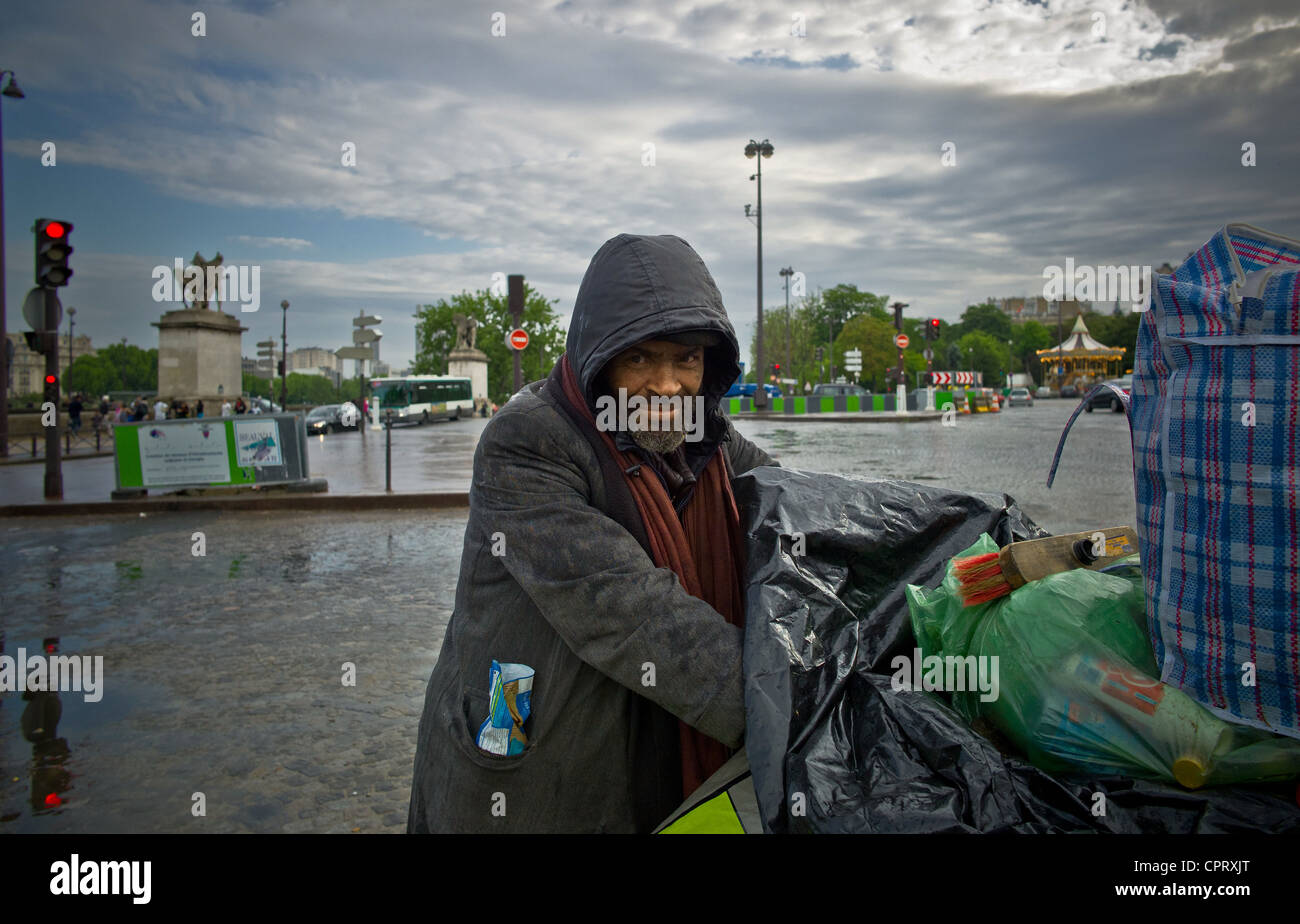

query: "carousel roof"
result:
(1037, 314), (1124, 357)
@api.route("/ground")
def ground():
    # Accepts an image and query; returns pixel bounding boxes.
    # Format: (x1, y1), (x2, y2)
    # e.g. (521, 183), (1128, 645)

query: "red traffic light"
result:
(43, 221), (66, 239)
(45, 374), (57, 384)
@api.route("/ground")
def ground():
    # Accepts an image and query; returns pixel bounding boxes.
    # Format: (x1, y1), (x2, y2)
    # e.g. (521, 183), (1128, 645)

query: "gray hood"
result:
(565, 234), (742, 413)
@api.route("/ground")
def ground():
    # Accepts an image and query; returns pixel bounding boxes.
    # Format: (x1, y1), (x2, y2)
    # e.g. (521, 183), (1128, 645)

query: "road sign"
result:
(352, 329), (381, 344)
(353, 315), (382, 327)
(22, 287), (61, 331)
(894, 333), (909, 349)
(923, 347), (934, 361)
(507, 328), (529, 351)
(336, 346), (374, 360)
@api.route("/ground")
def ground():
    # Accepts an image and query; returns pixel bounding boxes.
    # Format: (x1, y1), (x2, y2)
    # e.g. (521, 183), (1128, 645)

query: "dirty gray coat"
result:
(407, 234), (776, 833)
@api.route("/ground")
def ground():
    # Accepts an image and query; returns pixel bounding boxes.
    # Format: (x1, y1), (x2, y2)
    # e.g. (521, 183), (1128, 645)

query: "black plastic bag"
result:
(734, 467), (1300, 833)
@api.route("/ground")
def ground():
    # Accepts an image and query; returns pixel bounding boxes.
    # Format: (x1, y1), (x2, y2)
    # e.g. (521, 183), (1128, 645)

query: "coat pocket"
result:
(459, 685), (537, 769)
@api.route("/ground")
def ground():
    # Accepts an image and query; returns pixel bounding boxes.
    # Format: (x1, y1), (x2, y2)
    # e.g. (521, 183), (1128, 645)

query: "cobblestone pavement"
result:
(1, 509), (465, 833)
(0, 399), (1134, 832)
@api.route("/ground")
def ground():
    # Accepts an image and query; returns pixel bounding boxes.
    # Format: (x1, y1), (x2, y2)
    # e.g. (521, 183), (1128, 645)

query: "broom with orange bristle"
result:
(953, 527), (1138, 607)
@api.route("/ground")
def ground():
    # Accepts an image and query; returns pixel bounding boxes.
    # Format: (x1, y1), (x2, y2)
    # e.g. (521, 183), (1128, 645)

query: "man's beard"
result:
(629, 428), (687, 453)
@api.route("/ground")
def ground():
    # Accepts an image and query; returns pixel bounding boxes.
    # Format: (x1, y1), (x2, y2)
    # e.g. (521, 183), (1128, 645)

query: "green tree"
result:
(957, 330), (1012, 386)
(834, 314), (897, 391)
(243, 373), (272, 398)
(65, 353), (121, 397)
(958, 302), (1012, 342)
(66, 343), (158, 395)
(804, 285), (890, 349)
(1011, 320), (1053, 383)
(413, 285), (566, 405)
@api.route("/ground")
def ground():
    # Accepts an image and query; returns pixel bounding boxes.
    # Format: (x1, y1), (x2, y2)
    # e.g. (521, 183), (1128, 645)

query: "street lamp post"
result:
(0, 70), (26, 458)
(780, 266), (793, 381)
(280, 299), (289, 410)
(67, 307), (76, 378)
(745, 139), (773, 410)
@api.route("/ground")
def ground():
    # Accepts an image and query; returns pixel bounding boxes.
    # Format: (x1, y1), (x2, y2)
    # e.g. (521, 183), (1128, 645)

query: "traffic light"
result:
(35, 219), (74, 288)
(922, 372), (934, 386)
(927, 318), (941, 341)
(815, 347), (824, 363)
(44, 373), (59, 404)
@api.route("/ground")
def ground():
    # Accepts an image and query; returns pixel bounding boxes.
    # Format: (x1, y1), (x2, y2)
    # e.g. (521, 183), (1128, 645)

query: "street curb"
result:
(0, 491), (471, 518)
(0, 450), (115, 465)
(727, 412), (947, 423)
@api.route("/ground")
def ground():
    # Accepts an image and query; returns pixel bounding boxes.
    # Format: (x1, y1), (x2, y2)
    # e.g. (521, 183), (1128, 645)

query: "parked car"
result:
(811, 383), (871, 397)
(1007, 387), (1033, 407)
(1059, 384), (1080, 399)
(1035, 386), (1055, 399)
(305, 403), (356, 434)
(1084, 377), (1132, 412)
(725, 382), (783, 399)
(248, 397), (282, 414)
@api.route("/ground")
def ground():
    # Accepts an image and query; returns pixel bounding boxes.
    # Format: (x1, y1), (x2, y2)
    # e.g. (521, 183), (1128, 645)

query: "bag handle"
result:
(1046, 383), (1132, 489)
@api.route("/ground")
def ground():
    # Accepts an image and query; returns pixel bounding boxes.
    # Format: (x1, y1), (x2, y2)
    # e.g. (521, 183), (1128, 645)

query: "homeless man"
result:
(407, 233), (778, 833)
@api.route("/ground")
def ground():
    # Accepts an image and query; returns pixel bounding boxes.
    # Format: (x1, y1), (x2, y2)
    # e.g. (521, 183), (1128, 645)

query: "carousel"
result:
(1036, 314), (1126, 388)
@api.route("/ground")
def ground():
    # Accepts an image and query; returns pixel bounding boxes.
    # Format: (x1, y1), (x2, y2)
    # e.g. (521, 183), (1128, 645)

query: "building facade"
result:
(6, 332), (95, 397)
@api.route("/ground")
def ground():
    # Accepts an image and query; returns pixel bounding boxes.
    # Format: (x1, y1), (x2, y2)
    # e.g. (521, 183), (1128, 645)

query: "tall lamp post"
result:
(744, 139), (773, 409)
(779, 266), (793, 381)
(0, 70), (26, 457)
(280, 299), (289, 410)
(67, 307), (76, 381)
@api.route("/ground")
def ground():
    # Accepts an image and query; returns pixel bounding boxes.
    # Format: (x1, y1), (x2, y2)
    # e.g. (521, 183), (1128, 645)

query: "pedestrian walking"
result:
(234, 397), (247, 415)
(221, 399), (233, 416)
(67, 394), (84, 434)
(153, 397), (168, 421)
(196, 399), (205, 418)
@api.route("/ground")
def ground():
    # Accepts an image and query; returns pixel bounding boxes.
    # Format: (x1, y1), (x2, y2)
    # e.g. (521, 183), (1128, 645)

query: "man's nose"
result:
(645, 362), (684, 396)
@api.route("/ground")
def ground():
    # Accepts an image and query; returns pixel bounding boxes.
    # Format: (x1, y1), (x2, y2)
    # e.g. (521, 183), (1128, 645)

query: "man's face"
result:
(603, 339), (705, 452)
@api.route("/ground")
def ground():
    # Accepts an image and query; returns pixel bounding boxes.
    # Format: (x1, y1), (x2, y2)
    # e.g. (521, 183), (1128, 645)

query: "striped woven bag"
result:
(1131, 223), (1300, 740)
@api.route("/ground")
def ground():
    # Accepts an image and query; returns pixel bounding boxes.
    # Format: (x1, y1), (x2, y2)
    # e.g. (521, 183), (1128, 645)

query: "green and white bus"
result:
(369, 376), (474, 424)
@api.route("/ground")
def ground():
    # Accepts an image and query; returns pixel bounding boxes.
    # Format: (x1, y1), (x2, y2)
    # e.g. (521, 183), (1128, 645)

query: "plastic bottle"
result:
(1055, 652), (1232, 788)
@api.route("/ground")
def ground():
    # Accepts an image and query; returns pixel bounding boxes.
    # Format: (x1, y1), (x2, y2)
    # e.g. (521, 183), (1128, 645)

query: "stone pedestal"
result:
(447, 347), (490, 409)
(152, 308), (247, 405)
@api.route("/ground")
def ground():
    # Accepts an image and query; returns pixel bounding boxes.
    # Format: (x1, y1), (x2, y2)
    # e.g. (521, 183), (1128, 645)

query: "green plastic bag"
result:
(905, 534), (1300, 789)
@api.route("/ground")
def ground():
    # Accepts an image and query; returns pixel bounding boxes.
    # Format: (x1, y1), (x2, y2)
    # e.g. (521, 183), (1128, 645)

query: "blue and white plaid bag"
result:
(1131, 223), (1300, 740)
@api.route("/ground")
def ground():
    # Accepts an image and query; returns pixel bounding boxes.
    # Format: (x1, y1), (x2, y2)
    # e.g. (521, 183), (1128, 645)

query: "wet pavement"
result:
(1, 509), (464, 833)
(0, 398), (1136, 832)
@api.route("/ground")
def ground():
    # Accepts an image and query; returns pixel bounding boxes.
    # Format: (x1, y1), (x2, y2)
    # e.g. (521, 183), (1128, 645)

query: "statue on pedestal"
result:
(453, 313), (478, 351)
(171, 251), (225, 311)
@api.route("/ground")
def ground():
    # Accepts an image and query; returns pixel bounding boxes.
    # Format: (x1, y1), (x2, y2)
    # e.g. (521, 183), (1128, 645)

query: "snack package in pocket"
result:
(475, 660), (534, 757)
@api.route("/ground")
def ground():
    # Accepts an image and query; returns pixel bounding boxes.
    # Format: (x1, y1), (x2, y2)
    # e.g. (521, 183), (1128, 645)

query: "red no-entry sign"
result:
(894, 333), (909, 349)
(508, 328), (529, 350)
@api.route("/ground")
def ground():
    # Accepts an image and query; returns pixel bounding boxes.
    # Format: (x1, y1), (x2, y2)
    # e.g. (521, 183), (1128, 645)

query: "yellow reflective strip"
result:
(659, 792), (745, 834)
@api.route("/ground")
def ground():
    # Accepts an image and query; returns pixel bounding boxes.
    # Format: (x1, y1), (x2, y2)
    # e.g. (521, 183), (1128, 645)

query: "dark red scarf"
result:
(558, 354), (746, 798)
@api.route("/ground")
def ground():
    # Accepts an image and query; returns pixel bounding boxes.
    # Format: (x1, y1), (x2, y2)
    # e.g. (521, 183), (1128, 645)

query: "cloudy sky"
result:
(3, 0), (1298, 371)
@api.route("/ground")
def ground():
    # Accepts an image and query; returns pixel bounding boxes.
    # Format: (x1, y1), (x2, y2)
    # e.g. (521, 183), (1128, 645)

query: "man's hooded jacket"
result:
(407, 234), (776, 833)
